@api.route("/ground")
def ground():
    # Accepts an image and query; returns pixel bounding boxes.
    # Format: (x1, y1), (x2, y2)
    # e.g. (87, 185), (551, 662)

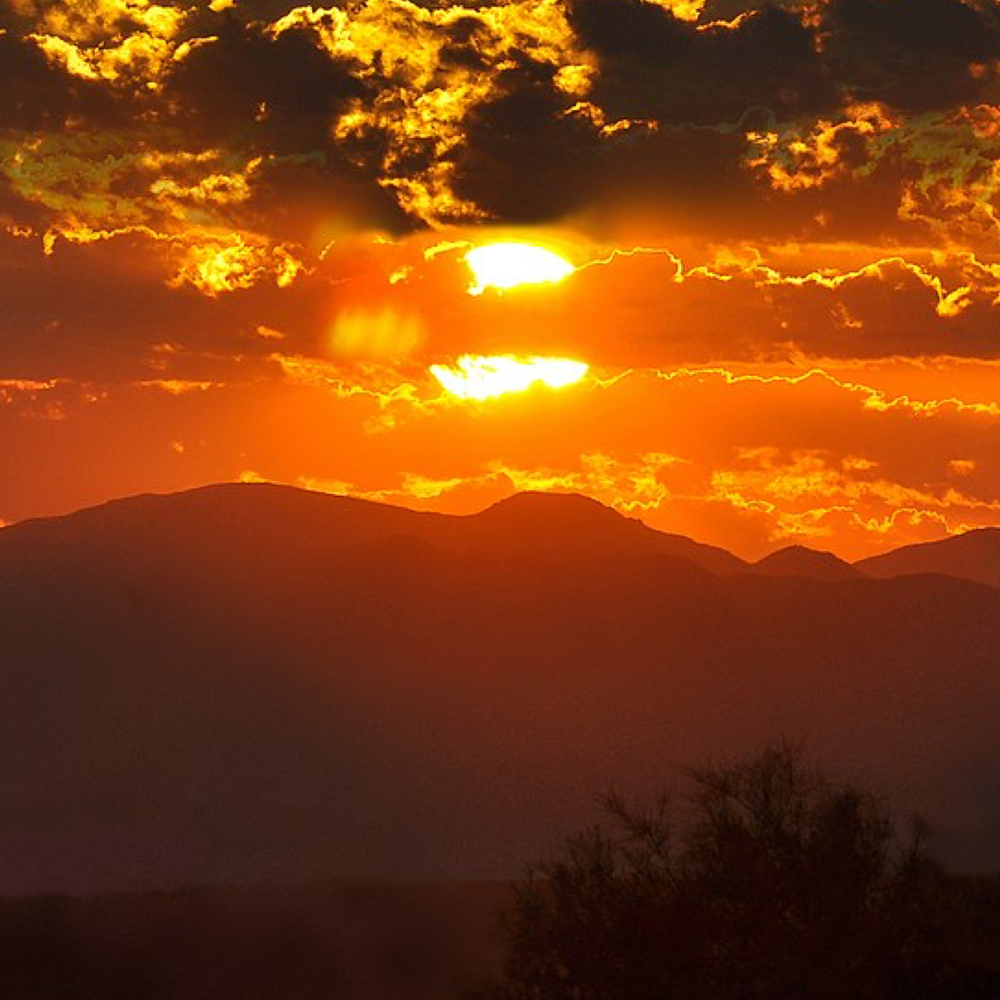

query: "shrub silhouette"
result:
(488, 743), (964, 1000)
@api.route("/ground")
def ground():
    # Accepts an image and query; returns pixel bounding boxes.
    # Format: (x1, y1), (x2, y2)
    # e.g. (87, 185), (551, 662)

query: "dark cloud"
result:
(570, 0), (837, 122)
(822, 0), (1000, 111)
(242, 156), (409, 242)
(164, 21), (363, 151)
(447, 0), (1000, 234)
(451, 66), (600, 222)
(580, 125), (759, 233)
(186, 0), (327, 31)
(0, 32), (128, 131)
(0, 227), (335, 381)
(160, 20), (410, 231)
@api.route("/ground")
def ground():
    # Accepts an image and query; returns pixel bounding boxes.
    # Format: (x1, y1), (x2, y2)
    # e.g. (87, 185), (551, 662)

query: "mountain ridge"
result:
(751, 544), (865, 581)
(4, 483), (996, 588)
(0, 483), (749, 577)
(857, 526), (1000, 590)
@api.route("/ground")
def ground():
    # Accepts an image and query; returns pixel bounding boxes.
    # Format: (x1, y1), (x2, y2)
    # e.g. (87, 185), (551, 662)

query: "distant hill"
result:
(752, 545), (864, 581)
(0, 484), (999, 892)
(468, 492), (748, 574)
(0, 484), (747, 576)
(857, 528), (1000, 589)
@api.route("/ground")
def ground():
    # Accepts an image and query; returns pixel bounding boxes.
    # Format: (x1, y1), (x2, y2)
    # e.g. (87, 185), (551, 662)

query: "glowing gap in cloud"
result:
(430, 355), (589, 400)
(465, 243), (575, 295)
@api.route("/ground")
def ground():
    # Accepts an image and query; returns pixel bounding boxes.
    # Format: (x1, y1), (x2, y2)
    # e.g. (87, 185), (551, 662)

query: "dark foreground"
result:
(0, 881), (508, 1000)
(0, 879), (999, 999)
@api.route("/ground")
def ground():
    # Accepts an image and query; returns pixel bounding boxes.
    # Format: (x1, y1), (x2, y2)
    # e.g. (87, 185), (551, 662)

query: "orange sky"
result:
(2, 0), (1000, 559)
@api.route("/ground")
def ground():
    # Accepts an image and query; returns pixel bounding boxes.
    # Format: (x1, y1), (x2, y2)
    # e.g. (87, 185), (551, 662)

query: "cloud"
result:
(570, 0), (837, 122)
(165, 19), (364, 147)
(265, 0), (596, 223)
(0, 25), (124, 131)
(4, 0), (1000, 239)
(314, 234), (1000, 365)
(821, 0), (1000, 112)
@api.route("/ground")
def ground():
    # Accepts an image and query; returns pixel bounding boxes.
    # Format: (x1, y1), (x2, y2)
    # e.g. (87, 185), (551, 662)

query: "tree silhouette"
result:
(486, 742), (965, 1000)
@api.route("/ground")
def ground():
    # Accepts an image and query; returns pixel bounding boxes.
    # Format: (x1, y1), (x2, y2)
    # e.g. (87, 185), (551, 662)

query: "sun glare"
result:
(465, 243), (575, 295)
(430, 355), (589, 400)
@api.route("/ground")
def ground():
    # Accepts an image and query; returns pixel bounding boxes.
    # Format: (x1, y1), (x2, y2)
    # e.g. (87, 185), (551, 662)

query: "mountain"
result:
(857, 528), (1000, 589)
(0, 484), (747, 576)
(461, 491), (748, 573)
(752, 545), (865, 581)
(1, 484), (999, 893)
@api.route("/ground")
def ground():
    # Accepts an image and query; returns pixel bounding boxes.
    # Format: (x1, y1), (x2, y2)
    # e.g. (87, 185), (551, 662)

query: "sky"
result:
(2, 0), (1000, 559)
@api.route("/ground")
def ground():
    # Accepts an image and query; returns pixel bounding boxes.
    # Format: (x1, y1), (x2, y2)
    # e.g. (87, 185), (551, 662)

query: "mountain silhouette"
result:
(857, 528), (1000, 590)
(1, 485), (745, 574)
(752, 545), (864, 581)
(1, 484), (999, 892)
(468, 492), (747, 573)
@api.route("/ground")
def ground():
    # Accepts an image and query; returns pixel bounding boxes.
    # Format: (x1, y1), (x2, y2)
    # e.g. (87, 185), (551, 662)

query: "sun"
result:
(430, 354), (590, 400)
(465, 243), (575, 296)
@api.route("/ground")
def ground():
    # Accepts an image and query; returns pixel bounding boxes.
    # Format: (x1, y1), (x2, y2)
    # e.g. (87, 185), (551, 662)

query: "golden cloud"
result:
(268, 0), (595, 224)
(168, 234), (306, 295)
(26, 0), (188, 85)
(745, 103), (898, 193)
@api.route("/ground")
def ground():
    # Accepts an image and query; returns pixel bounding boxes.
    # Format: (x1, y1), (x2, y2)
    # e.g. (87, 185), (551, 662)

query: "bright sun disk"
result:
(465, 243), (575, 295)
(430, 355), (589, 400)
